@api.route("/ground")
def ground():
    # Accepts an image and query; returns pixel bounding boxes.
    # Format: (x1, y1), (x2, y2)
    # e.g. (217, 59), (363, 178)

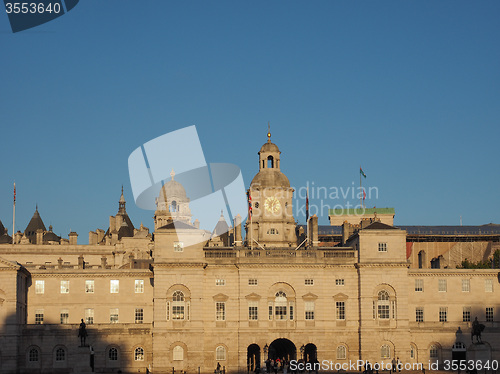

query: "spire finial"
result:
(121, 185), (124, 195)
(170, 168), (175, 181)
(267, 122), (271, 142)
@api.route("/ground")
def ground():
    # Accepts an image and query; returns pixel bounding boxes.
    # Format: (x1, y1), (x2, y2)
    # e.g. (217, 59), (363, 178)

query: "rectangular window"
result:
(378, 242), (387, 252)
(335, 278), (345, 286)
(215, 279), (226, 286)
(85, 308), (94, 324)
(486, 307), (494, 322)
(268, 302), (273, 321)
(110, 280), (119, 293)
(415, 279), (423, 292)
(35, 309), (44, 324)
(305, 301), (315, 320)
(110, 308), (119, 323)
(462, 279), (470, 292)
(248, 301), (258, 320)
(463, 307), (471, 322)
(305, 279), (314, 286)
(135, 280), (144, 293)
(35, 280), (44, 294)
(336, 301), (345, 320)
(290, 301), (294, 321)
(439, 307), (447, 322)
(135, 308), (143, 324)
(85, 280), (94, 293)
(378, 304), (390, 320)
(248, 278), (258, 286)
(416, 307), (423, 322)
(438, 279), (447, 292)
(174, 241), (184, 252)
(60, 280), (69, 294)
(485, 279), (493, 292)
(216, 302), (225, 321)
(275, 305), (287, 320)
(60, 309), (69, 324)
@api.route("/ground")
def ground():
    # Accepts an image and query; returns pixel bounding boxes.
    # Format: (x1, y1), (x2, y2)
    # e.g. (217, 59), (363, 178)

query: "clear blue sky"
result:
(1, 1), (499, 243)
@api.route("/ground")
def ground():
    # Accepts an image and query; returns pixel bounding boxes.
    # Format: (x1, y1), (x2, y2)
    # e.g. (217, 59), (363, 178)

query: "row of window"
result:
(35, 308), (145, 325)
(27, 346), (144, 363)
(247, 278), (345, 286)
(414, 278), (494, 293)
(34, 279), (145, 294)
(415, 307), (494, 322)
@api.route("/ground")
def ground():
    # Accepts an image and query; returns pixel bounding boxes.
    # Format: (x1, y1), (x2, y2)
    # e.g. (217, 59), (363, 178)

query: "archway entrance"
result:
(268, 339), (296, 362)
(452, 342), (467, 362)
(304, 343), (317, 363)
(247, 344), (261, 371)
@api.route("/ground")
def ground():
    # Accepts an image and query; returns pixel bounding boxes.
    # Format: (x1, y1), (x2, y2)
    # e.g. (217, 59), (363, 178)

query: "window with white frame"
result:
(377, 291), (390, 319)
(336, 301), (345, 320)
(463, 307), (471, 322)
(60, 309), (69, 324)
(216, 302), (226, 321)
(135, 308), (144, 324)
(305, 279), (314, 286)
(305, 301), (315, 320)
(380, 345), (390, 359)
(85, 280), (94, 293)
(216, 346), (226, 361)
(274, 291), (287, 320)
(378, 243), (387, 252)
(462, 279), (470, 292)
(173, 346), (184, 361)
(439, 307), (447, 322)
(336, 345), (346, 359)
(60, 280), (69, 294)
(416, 307), (423, 322)
(110, 280), (119, 293)
(336, 278), (345, 286)
(172, 291), (185, 320)
(174, 241), (184, 252)
(216, 279), (226, 286)
(35, 309), (44, 324)
(486, 307), (494, 322)
(110, 308), (119, 323)
(35, 280), (44, 294)
(415, 279), (423, 292)
(438, 279), (447, 292)
(248, 278), (258, 286)
(134, 347), (144, 361)
(248, 301), (258, 320)
(485, 279), (493, 292)
(85, 308), (94, 324)
(135, 280), (144, 293)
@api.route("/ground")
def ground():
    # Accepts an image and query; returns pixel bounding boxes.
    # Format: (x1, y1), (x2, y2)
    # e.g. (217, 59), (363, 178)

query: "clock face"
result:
(264, 197), (281, 214)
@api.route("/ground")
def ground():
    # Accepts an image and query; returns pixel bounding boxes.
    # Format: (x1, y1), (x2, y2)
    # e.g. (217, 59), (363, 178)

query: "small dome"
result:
(251, 169), (290, 188)
(259, 141), (280, 153)
(159, 179), (187, 202)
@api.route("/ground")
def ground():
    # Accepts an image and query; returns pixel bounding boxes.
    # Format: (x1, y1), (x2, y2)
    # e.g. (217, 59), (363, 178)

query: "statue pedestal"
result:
(468, 343), (491, 363)
(74, 346), (93, 373)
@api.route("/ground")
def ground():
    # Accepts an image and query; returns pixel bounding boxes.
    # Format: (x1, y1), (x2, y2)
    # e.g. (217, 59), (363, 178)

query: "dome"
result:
(159, 179), (187, 202)
(259, 141), (280, 153)
(250, 169), (290, 188)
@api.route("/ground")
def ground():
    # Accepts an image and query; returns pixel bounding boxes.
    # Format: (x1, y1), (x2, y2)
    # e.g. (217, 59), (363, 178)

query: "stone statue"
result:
(78, 319), (88, 346)
(471, 317), (485, 343)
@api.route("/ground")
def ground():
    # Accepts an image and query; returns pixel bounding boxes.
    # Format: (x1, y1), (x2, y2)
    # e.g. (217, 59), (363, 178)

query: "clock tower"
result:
(245, 129), (297, 248)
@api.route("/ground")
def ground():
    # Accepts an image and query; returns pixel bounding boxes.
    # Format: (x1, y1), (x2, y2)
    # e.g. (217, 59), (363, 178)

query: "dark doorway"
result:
(452, 342), (467, 363)
(247, 344), (260, 372)
(268, 339), (296, 362)
(304, 343), (317, 363)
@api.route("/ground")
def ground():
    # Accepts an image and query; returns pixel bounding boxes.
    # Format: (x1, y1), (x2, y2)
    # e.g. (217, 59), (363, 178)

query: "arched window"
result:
(29, 348), (39, 362)
(267, 156), (274, 168)
(430, 345), (438, 358)
(275, 291), (287, 320)
(173, 345), (184, 361)
(109, 347), (118, 361)
(267, 228), (279, 235)
(134, 347), (144, 361)
(216, 345), (226, 361)
(377, 290), (390, 319)
(172, 291), (185, 320)
(55, 348), (65, 361)
(336, 345), (346, 359)
(380, 345), (390, 359)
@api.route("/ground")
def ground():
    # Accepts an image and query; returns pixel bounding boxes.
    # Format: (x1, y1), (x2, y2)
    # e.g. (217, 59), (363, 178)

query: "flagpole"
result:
(360, 167), (362, 209)
(306, 187), (309, 248)
(12, 182), (16, 245)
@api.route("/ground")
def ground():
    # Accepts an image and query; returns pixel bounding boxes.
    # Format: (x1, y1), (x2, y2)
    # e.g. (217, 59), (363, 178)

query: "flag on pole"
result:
(247, 191), (252, 220)
(13, 182), (16, 206)
(306, 187), (309, 222)
(363, 188), (366, 201)
(360, 167), (366, 178)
